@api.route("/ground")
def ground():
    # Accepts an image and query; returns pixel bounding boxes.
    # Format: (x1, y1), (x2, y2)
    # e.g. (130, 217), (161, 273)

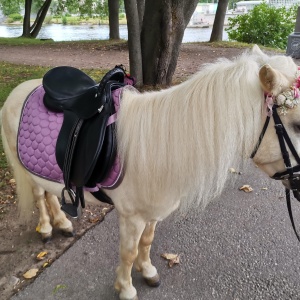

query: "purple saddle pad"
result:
(17, 85), (123, 191)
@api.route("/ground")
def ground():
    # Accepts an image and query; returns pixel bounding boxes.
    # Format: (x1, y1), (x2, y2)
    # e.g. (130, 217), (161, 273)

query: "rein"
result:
(251, 105), (300, 241)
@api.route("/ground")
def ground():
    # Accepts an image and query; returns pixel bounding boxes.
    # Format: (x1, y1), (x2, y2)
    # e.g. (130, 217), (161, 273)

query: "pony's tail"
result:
(1, 124), (35, 223)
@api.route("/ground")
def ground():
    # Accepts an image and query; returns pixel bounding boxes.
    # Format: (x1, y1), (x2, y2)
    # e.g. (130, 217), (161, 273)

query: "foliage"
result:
(0, 0), (22, 15)
(0, 0), (112, 18)
(62, 15), (67, 25)
(226, 3), (297, 49)
(8, 13), (22, 21)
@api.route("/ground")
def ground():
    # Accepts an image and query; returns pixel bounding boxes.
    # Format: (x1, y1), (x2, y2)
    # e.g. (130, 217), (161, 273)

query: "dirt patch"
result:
(0, 42), (246, 300)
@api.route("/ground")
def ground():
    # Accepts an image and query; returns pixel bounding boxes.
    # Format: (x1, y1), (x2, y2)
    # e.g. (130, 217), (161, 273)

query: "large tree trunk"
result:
(209, 0), (229, 42)
(22, 0), (32, 37)
(22, 0), (52, 38)
(137, 0), (145, 30)
(108, 0), (120, 39)
(124, 0), (143, 86)
(141, 0), (198, 85)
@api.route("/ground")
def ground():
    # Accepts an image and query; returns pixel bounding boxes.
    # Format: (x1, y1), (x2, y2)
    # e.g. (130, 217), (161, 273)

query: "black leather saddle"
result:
(43, 65), (128, 218)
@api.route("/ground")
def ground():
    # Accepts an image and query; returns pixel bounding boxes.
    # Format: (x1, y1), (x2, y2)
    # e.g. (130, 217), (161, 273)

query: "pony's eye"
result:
(293, 123), (300, 133)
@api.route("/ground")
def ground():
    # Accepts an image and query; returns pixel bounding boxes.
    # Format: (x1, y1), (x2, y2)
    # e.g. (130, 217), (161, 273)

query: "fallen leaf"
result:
(89, 216), (101, 223)
(36, 251), (48, 260)
(161, 253), (180, 267)
(43, 259), (52, 268)
(35, 224), (41, 233)
(23, 268), (39, 279)
(53, 284), (67, 294)
(229, 168), (236, 173)
(239, 185), (253, 193)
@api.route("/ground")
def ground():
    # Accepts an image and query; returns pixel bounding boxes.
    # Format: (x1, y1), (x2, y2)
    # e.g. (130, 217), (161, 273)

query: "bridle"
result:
(251, 103), (300, 241)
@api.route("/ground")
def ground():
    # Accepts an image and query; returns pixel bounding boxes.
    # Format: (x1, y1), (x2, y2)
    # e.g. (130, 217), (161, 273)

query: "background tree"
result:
(139, 0), (199, 86)
(210, 0), (229, 42)
(108, 0), (120, 39)
(226, 3), (297, 49)
(22, 0), (52, 38)
(124, 0), (142, 85)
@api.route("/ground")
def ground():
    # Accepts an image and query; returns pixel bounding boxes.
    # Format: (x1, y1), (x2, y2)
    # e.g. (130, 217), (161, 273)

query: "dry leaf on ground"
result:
(239, 185), (253, 193)
(161, 253), (180, 267)
(36, 251), (48, 261)
(23, 268), (39, 279)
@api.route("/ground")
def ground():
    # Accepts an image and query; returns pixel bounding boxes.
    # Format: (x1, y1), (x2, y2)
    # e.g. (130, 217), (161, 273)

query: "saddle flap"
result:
(69, 82), (122, 187)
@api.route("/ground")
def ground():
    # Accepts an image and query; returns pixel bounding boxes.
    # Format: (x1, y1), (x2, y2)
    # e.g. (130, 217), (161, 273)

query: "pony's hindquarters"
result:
(1, 79), (74, 239)
(1, 79), (42, 221)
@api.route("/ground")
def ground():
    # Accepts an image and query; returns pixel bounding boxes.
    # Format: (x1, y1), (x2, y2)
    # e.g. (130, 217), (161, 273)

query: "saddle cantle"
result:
(42, 65), (134, 218)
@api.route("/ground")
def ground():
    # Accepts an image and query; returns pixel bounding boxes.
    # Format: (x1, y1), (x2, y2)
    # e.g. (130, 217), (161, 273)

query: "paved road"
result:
(11, 162), (300, 300)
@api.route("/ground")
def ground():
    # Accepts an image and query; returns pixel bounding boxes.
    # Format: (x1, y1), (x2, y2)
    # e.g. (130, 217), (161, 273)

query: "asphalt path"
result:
(11, 162), (300, 300)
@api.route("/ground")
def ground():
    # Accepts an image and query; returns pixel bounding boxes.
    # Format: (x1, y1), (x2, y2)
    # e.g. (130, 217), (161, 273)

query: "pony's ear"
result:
(259, 64), (291, 95)
(252, 44), (267, 57)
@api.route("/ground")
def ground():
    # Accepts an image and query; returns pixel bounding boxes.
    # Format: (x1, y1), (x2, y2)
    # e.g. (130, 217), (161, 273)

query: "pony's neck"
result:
(117, 56), (264, 211)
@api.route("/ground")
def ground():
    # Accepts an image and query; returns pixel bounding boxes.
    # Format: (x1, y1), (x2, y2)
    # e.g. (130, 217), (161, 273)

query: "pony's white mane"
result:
(116, 50), (286, 212)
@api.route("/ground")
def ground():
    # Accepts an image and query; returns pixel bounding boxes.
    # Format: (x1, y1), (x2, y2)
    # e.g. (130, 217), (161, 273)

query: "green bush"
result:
(62, 15), (68, 25)
(8, 13), (22, 22)
(226, 3), (297, 49)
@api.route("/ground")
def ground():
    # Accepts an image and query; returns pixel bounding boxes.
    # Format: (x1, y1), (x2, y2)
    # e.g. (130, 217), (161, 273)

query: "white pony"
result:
(1, 45), (300, 300)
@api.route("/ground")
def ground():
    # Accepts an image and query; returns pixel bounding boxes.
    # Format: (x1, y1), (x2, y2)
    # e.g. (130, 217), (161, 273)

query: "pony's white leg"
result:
(45, 192), (74, 237)
(33, 186), (53, 242)
(134, 221), (160, 287)
(115, 215), (145, 300)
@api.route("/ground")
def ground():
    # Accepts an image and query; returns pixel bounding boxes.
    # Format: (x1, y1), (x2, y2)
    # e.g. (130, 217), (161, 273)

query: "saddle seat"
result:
(42, 65), (131, 217)
(43, 66), (124, 118)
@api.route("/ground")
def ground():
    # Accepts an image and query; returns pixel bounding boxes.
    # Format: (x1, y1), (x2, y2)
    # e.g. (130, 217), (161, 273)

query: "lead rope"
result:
(286, 189), (300, 242)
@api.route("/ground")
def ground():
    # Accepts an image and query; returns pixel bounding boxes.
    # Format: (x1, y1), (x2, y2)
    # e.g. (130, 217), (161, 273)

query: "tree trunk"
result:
(141, 0), (198, 85)
(209, 0), (229, 42)
(22, 0), (52, 38)
(137, 0), (145, 30)
(22, 0), (32, 38)
(108, 0), (120, 39)
(124, 0), (143, 86)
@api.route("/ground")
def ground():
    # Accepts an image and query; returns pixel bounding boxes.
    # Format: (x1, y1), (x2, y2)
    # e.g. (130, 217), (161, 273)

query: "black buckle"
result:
(289, 175), (300, 191)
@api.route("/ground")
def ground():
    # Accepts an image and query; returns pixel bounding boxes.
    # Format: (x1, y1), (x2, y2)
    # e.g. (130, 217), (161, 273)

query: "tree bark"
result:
(108, 0), (120, 39)
(22, 0), (32, 37)
(209, 0), (229, 42)
(141, 0), (198, 85)
(137, 0), (145, 30)
(124, 0), (143, 86)
(22, 0), (52, 38)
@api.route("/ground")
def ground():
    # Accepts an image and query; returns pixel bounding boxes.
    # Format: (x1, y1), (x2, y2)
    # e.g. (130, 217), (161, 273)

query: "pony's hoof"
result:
(41, 234), (52, 243)
(60, 228), (75, 237)
(144, 274), (161, 287)
(120, 296), (138, 300)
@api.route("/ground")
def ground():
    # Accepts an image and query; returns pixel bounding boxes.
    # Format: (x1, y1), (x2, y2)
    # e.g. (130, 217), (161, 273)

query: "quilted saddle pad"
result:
(17, 85), (122, 191)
